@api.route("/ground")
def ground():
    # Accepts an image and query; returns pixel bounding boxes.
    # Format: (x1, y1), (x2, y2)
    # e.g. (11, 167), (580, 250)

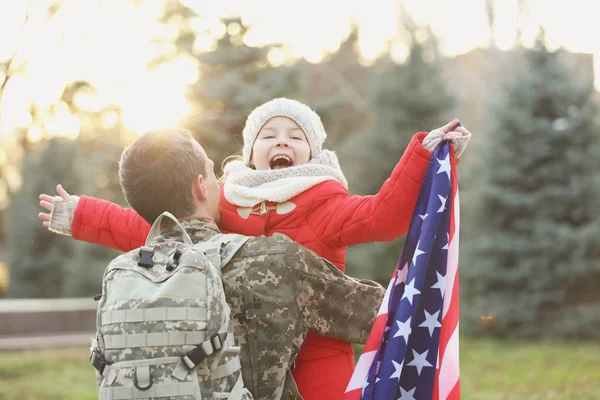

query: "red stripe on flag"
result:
(434, 150), (460, 399)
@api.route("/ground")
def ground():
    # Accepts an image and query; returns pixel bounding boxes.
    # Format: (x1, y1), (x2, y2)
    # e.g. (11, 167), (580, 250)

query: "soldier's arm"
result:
(289, 243), (385, 344)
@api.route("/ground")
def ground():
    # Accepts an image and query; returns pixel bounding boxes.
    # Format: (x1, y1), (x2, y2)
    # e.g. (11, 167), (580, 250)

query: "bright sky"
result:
(0, 0), (598, 139)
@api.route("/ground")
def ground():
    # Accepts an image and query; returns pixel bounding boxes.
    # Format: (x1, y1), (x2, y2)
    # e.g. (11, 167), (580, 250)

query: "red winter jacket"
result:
(73, 132), (431, 257)
(70, 132), (432, 399)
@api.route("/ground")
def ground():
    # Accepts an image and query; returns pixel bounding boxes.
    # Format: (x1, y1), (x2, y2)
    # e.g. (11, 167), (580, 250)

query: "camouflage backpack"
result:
(90, 211), (252, 400)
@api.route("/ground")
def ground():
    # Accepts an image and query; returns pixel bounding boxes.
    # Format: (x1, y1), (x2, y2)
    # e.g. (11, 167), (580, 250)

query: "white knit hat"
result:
(242, 98), (327, 166)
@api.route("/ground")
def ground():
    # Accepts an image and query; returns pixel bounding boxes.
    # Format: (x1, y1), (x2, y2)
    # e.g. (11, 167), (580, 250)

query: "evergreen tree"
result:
(185, 17), (299, 167)
(463, 35), (600, 338)
(343, 26), (453, 284)
(296, 27), (372, 149)
(60, 136), (122, 297)
(7, 138), (80, 298)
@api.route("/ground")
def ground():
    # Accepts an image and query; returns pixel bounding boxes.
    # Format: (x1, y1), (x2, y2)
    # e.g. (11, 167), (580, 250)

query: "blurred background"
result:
(1, 0), (599, 398)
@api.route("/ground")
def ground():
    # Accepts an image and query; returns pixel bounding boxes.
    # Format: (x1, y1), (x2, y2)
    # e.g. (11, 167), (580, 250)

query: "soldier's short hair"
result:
(119, 127), (207, 224)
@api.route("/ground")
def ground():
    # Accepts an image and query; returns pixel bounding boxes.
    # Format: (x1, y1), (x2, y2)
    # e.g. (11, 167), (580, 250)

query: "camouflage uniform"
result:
(161, 218), (385, 400)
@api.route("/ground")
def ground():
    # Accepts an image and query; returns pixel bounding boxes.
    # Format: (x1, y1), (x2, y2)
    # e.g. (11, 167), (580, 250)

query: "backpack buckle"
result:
(181, 332), (227, 370)
(137, 246), (155, 268)
(166, 248), (183, 271)
(90, 349), (106, 375)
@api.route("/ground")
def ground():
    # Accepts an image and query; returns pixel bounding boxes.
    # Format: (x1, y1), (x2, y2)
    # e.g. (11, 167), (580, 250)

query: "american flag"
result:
(346, 141), (460, 400)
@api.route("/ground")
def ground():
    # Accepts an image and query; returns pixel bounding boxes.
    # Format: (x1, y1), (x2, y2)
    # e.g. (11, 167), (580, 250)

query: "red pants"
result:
(292, 332), (355, 400)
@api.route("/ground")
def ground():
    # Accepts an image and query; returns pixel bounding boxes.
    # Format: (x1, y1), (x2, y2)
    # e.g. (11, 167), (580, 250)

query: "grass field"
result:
(1, 338), (599, 399)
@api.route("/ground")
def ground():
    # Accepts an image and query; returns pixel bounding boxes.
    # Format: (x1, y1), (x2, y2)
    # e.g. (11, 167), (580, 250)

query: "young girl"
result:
(40, 98), (470, 400)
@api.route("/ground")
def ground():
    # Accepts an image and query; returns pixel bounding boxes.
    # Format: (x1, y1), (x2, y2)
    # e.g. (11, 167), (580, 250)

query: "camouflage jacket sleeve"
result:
(285, 239), (385, 343)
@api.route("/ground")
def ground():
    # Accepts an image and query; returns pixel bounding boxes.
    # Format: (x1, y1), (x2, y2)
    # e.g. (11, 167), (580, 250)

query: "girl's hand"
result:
(438, 119), (472, 140)
(423, 119), (472, 157)
(39, 184), (71, 228)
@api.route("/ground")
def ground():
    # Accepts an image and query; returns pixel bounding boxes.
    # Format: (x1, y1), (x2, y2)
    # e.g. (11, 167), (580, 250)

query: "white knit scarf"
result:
(223, 158), (348, 208)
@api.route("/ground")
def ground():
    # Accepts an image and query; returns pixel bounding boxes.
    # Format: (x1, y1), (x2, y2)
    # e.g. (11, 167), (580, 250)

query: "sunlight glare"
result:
(391, 42), (409, 64)
(304, 47), (324, 64)
(357, 34), (386, 62)
(195, 33), (217, 53)
(101, 110), (120, 129)
(0, 75), (32, 132)
(267, 48), (286, 67)
(492, 0), (518, 50)
(153, 56), (199, 85)
(403, 0), (434, 26)
(45, 103), (81, 138)
(209, 19), (227, 40)
(2, 0), (600, 145)
(74, 91), (106, 113)
(227, 21), (242, 36)
(120, 74), (192, 135)
(426, 0), (490, 55)
(322, 36), (342, 54)
(27, 124), (44, 143)
(0, 2), (27, 62)
(190, 17), (210, 34)
(414, 28), (430, 45)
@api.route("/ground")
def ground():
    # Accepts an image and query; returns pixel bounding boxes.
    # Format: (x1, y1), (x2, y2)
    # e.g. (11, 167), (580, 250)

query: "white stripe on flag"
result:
(438, 322), (460, 399)
(443, 190), (459, 318)
(346, 350), (376, 392)
(378, 278), (394, 316)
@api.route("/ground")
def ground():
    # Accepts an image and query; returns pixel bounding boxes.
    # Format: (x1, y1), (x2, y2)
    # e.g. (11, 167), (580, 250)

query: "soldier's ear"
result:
(192, 174), (207, 201)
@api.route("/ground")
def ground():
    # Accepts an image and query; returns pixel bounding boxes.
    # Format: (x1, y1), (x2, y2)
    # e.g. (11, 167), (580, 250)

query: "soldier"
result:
(114, 127), (386, 400)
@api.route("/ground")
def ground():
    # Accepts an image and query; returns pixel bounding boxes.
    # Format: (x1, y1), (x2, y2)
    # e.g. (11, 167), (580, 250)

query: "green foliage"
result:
(184, 17), (300, 167)
(463, 36), (600, 338)
(296, 27), (373, 149)
(343, 28), (453, 284)
(7, 139), (81, 298)
(61, 138), (122, 298)
(6, 135), (122, 298)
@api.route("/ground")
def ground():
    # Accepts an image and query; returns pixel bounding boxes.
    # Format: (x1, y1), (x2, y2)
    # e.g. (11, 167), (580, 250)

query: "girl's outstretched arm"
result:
(39, 185), (150, 252)
(307, 121), (470, 247)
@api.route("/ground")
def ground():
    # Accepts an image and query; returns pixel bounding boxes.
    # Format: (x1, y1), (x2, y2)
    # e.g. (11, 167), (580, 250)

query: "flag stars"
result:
(397, 386), (417, 400)
(389, 360), (404, 381)
(407, 349), (433, 376)
(442, 233), (449, 250)
(436, 153), (451, 180)
(393, 317), (412, 343)
(419, 213), (428, 221)
(431, 271), (446, 298)
(361, 379), (369, 396)
(412, 241), (425, 266)
(437, 194), (447, 213)
(419, 309), (442, 337)
(401, 278), (421, 305)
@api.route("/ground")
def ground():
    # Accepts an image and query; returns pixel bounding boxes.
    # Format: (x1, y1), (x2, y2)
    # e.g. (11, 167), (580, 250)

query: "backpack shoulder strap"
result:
(145, 211), (193, 245)
(216, 234), (251, 267)
(191, 234), (250, 268)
